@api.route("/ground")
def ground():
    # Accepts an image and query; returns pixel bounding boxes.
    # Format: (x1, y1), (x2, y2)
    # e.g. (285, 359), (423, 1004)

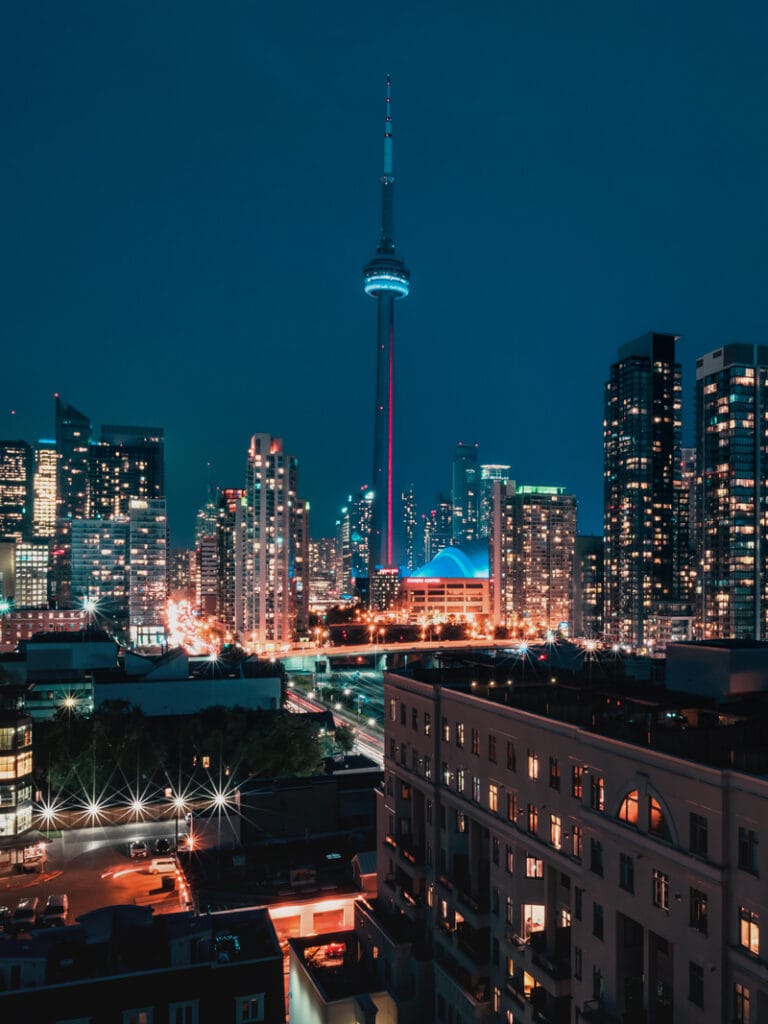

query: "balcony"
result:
(435, 957), (490, 1008)
(578, 1001), (621, 1024)
(455, 886), (490, 929)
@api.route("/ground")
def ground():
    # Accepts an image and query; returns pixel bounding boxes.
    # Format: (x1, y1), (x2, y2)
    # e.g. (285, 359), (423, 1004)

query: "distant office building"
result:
(335, 502), (353, 598)
(71, 518), (129, 628)
(14, 539), (49, 609)
(292, 498), (310, 635)
(697, 344), (768, 639)
(0, 441), (32, 541)
(423, 494), (454, 563)
(0, 543), (13, 603)
(55, 397), (91, 521)
(195, 492), (219, 544)
(128, 498), (167, 646)
(309, 537), (337, 611)
(168, 547), (193, 599)
(1, 607), (88, 647)
(479, 463), (511, 538)
(88, 424), (164, 519)
(401, 483), (418, 573)
(402, 542), (490, 624)
(572, 534), (604, 638)
(452, 442), (479, 544)
(32, 440), (58, 538)
(235, 434), (305, 647)
(491, 483), (576, 633)
(604, 332), (682, 648)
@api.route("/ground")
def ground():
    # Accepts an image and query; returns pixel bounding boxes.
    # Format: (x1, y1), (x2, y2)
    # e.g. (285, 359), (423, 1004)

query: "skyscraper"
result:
(479, 463), (511, 538)
(55, 397), (91, 522)
(363, 75), (410, 589)
(603, 332), (682, 648)
(0, 441), (32, 541)
(572, 534), (604, 638)
(697, 344), (768, 639)
(235, 434), (306, 648)
(401, 483), (417, 574)
(216, 487), (245, 631)
(32, 441), (58, 539)
(452, 442), (479, 544)
(88, 424), (164, 519)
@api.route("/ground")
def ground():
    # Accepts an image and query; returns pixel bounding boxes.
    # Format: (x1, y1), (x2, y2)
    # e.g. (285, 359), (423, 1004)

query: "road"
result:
(286, 690), (383, 766)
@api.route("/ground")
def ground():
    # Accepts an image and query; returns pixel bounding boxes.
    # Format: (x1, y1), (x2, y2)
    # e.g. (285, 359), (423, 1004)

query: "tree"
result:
(334, 724), (356, 754)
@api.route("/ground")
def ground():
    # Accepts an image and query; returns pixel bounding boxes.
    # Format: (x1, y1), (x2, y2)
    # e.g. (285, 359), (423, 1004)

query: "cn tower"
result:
(364, 74), (410, 583)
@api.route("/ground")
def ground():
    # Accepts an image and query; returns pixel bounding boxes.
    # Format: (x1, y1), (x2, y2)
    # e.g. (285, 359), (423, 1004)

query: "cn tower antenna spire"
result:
(383, 73), (393, 178)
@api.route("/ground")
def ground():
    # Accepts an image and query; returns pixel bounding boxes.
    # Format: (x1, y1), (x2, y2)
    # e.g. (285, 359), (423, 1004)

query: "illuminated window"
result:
(526, 856), (543, 878)
(549, 757), (560, 791)
(550, 814), (562, 849)
(572, 824), (583, 860)
(590, 775), (605, 812)
(571, 765), (583, 799)
(506, 845), (514, 873)
(527, 804), (538, 834)
(649, 797), (670, 840)
(456, 767), (464, 791)
(471, 729), (480, 755)
(739, 907), (759, 955)
(527, 751), (539, 780)
(441, 718), (450, 742)
(522, 904), (545, 939)
(489, 784), (499, 813)
(423, 712), (431, 736)
(618, 789), (639, 826)
(123, 1012), (153, 1024)
(456, 722), (465, 748)
(472, 776), (481, 802)
(456, 811), (466, 833)
(507, 791), (518, 822)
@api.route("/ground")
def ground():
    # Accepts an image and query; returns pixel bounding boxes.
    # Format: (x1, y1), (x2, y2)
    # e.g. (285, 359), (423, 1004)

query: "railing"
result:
(532, 949), (571, 980)
(455, 887), (490, 915)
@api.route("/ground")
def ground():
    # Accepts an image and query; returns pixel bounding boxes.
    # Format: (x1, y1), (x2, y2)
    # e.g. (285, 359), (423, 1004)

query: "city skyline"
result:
(3, 5), (767, 546)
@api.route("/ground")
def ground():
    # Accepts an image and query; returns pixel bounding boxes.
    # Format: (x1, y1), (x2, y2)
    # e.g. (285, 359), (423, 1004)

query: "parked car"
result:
(41, 894), (68, 928)
(148, 857), (176, 875)
(129, 840), (149, 859)
(12, 897), (38, 932)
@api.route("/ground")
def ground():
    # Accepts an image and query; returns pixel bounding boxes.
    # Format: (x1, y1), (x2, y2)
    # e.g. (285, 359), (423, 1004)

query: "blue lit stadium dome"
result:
(408, 540), (489, 580)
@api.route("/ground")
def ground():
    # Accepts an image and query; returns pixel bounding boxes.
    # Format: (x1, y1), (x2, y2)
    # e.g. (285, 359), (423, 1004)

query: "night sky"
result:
(3, 3), (767, 548)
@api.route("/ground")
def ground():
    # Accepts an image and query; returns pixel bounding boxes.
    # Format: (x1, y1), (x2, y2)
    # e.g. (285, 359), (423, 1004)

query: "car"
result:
(41, 894), (68, 928)
(12, 897), (38, 932)
(0, 906), (10, 932)
(148, 857), (176, 874)
(129, 840), (149, 859)
(154, 838), (172, 855)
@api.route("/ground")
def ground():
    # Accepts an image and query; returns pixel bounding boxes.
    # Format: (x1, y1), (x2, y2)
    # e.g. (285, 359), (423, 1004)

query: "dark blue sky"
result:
(3, 2), (767, 547)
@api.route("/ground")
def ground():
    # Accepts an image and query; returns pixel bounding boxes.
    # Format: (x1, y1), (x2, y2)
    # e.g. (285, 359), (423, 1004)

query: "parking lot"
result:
(0, 818), (195, 927)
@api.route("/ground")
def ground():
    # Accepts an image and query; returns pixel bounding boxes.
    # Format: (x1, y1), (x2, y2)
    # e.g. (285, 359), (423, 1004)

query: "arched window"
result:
(618, 790), (639, 826)
(649, 797), (671, 840)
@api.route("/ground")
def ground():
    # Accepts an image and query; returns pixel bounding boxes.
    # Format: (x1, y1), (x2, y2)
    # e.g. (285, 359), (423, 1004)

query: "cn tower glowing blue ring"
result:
(363, 272), (410, 297)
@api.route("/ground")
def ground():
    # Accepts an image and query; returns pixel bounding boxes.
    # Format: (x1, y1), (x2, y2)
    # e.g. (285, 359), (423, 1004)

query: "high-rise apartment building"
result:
(235, 434), (306, 648)
(216, 488), (245, 630)
(292, 498), (310, 636)
(452, 442), (480, 544)
(0, 441), (32, 541)
(32, 441), (58, 538)
(71, 518), (129, 629)
(491, 484), (576, 633)
(677, 446), (698, 606)
(604, 332), (682, 648)
(14, 540), (49, 609)
(572, 534), (604, 638)
(697, 344), (768, 639)
(308, 538), (337, 611)
(128, 498), (167, 646)
(479, 464), (511, 539)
